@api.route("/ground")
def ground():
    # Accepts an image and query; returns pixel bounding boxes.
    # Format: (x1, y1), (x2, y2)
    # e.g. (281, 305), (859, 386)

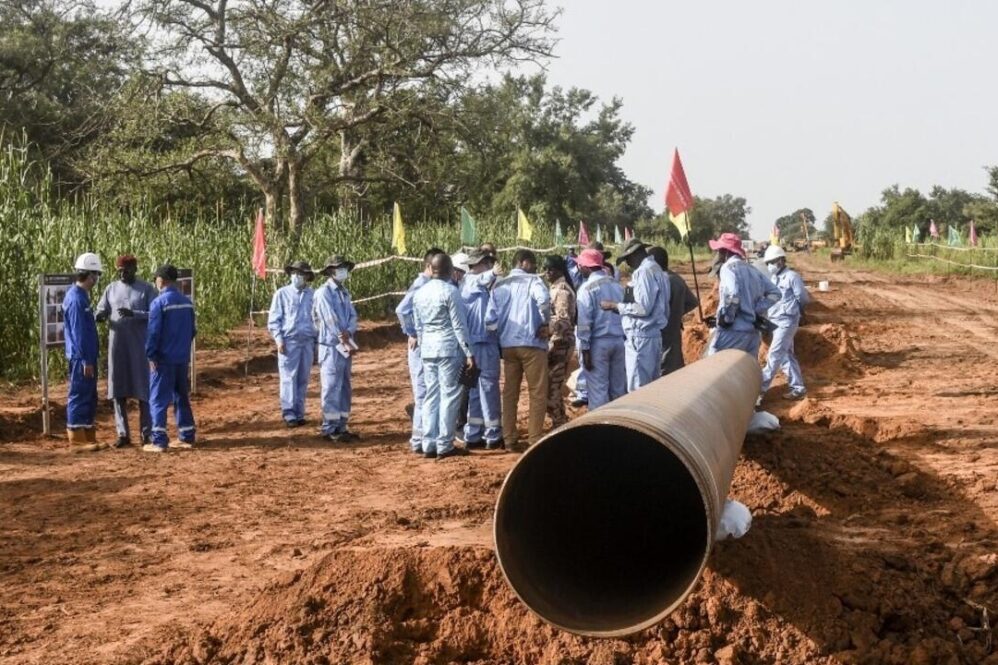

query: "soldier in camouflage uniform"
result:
(543, 255), (577, 427)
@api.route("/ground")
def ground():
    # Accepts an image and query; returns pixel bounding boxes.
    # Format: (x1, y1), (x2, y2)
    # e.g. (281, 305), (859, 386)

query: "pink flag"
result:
(252, 208), (267, 278)
(578, 221), (590, 246)
(969, 220), (978, 247)
(929, 219), (939, 239)
(624, 227), (633, 241)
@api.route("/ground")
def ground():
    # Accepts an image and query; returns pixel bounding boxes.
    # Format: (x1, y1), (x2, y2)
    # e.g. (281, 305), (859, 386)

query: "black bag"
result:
(458, 363), (481, 388)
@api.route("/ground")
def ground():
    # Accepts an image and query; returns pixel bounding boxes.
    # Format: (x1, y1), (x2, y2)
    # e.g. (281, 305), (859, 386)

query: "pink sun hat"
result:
(576, 248), (606, 269)
(708, 232), (746, 257)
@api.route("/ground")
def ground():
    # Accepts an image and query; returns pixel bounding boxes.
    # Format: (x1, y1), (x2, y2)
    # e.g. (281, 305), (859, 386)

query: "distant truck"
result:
(741, 239), (757, 254)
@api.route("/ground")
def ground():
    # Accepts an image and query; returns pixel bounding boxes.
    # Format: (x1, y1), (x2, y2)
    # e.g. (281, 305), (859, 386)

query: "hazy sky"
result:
(537, 0), (998, 238)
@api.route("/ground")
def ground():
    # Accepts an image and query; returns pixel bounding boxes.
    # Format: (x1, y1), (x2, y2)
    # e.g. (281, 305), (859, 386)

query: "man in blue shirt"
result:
(575, 249), (627, 409)
(707, 233), (781, 358)
(460, 249), (503, 450)
(413, 253), (476, 459)
(313, 255), (359, 442)
(63, 252), (103, 450)
(601, 238), (670, 392)
(760, 245), (811, 400)
(268, 260), (318, 427)
(486, 249), (551, 449)
(396, 248), (445, 453)
(144, 264), (197, 452)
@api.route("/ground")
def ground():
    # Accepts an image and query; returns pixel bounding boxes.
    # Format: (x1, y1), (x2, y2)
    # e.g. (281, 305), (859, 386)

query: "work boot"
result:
(113, 436), (130, 449)
(142, 443), (167, 453)
(174, 441), (194, 450)
(485, 438), (505, 451)
(423, 449), (437, 459)
(67, 428), (100, 452)
(437, 447), (470, 460)
(465, 439), (486, 450)
(783, 389), (807, 401)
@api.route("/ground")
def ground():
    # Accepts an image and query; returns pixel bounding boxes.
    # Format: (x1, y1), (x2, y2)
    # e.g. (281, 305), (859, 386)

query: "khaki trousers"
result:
(502, 347), (549, 448)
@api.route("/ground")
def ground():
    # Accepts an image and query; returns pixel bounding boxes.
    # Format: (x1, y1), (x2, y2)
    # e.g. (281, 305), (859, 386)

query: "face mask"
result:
(767, 264), (779, 275)
(291, 273), (306, 290)
(334, 267), (350, 282)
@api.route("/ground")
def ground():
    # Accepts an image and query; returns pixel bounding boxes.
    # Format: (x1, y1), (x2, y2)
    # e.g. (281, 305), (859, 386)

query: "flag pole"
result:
(245, 272), (256, 377)
(685, 207), (705, 322)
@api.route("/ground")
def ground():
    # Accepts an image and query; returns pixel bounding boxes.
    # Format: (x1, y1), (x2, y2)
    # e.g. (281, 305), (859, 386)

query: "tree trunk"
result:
(264, 188), (280, 230)
(288, 159), (305, 236)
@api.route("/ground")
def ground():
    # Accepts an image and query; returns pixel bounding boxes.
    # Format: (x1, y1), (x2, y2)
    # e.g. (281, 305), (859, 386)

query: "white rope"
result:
(353, 291), (408, 304)
(911, 242), (998, 253)
(354, 255), (422, 269)
(906, 253), (998, 272)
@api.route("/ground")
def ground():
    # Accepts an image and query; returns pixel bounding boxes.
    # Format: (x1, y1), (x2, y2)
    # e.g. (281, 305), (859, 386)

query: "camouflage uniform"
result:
(547, 277), (577, 427)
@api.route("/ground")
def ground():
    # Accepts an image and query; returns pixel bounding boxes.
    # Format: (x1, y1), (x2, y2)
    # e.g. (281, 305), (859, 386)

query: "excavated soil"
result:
(2, 256), (997, 665)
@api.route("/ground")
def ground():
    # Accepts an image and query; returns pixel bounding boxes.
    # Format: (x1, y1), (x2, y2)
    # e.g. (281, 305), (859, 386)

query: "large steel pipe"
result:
(493, 350), (761, 637)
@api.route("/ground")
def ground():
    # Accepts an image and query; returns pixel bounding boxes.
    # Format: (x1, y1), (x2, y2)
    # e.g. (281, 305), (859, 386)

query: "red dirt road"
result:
(1, 256), (995, 664)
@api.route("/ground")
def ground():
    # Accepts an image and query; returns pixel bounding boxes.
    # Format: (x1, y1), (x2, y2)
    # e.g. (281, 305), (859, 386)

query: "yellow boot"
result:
(67, 428), (100, 453)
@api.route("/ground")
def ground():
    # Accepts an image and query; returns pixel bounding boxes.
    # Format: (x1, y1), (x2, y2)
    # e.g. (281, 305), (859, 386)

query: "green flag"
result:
(912, 224), (921, 243)
(905, 226), (912, 244)
(460, 207), (477, 246)
(947, 225), (962, 247)
(555, 220), (564, 246)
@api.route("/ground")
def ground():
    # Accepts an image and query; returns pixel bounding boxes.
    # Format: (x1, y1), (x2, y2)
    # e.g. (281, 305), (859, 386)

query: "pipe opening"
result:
(495, 424), (709, 636)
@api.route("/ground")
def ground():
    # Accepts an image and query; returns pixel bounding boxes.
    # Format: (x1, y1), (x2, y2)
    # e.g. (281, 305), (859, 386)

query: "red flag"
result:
(578, 221), (590, 246)
(929, 219), (939, 239)
(252, 208), (267, 278)
(665, 148), (694, 216)
(969, 220), (978, 247)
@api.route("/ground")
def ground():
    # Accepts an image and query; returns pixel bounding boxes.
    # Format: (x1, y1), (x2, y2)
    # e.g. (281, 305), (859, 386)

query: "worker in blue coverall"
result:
(706, 233), (781, 358)
(760, 244), (811, 401)
(63, 252), (104, 450)
(268, 260), (318, 427)
(412, 253), (476, 459)
(600, 238), (670, 392)
(313, 255), (359, 443)
(574, 249), (627, 410)
(144, 264), (197, 452)
(459, 249), (503, 450)
(396, 247), (446, 452)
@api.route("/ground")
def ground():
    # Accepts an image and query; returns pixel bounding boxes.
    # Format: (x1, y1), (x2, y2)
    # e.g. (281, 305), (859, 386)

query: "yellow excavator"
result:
(830, 202), (854, 260)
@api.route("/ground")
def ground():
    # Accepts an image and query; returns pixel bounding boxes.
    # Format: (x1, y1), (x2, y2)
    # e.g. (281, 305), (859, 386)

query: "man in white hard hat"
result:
(63, 252), (104, 450)
(760, 244), (811, 401)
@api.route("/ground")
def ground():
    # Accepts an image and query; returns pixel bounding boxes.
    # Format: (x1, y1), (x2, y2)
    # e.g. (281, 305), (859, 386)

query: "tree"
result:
(127, 0), (556, 232)
(687, 194), (751, 246)
(0, 0), (137, 190)
(773, 208), (816, 243)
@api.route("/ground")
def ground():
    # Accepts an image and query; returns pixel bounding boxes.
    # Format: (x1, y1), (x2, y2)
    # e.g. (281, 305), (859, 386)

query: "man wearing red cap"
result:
(574, 249), (626, 409)
(95, 255), (159, 448)
(706, 233), (780, 358)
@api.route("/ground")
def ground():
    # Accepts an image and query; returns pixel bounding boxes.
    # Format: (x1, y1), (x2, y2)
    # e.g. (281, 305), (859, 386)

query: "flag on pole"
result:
(969, 220), (978, 247)
(578, 221), (590, 246)
(554, 220), (564, 246)
(517, 207), (534, 241)
(947, 225), (961, 247)
(929, 219), (939, 239)
(614, 225), (623, 244)
(251, 208), (267, 278)
(905, 226), (912, 244)
(912, 224), (921, 243)
(624, 227), (633, 241)
(392, 202), (407, 255)
(460, 207), (478, 246)
(596, 224), (603, 243)
(769, 224), (781, 247)
(665, 148), (694, 240)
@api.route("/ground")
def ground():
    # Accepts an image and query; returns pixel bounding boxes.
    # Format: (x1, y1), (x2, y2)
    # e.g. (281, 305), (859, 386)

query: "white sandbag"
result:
(748, 410), (780, 433)
(566, 367), (581, 393)
(715, 499), (752, 540)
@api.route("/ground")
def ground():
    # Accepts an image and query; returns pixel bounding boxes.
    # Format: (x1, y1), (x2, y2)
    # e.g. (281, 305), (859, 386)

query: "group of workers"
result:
(60, 230), (811, 456)
(61, 253), (197, 452)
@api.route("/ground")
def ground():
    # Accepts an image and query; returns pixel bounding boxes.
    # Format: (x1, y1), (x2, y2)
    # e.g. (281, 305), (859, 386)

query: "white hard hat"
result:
(763, 244), (786, 263)
(450, 252), (470, 271)
(74, 252), (103, 273)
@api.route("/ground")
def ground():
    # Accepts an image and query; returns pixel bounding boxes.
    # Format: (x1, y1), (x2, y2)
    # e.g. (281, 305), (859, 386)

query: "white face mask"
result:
(767, 263), (779, 275)
(334, 267), (350, 283)
(291, 273), (306, 290)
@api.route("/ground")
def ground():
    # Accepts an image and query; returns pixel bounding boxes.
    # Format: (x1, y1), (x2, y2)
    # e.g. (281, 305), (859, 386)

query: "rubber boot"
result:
(67, 428), (100, 453)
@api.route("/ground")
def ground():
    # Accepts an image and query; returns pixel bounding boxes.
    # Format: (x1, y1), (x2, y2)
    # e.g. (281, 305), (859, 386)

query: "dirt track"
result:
(1, 256), (996, 665)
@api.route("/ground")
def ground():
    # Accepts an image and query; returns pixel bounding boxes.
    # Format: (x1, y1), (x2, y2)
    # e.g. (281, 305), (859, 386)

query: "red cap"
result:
(707, 233), (745, 257)
(576, 248), (606, 269)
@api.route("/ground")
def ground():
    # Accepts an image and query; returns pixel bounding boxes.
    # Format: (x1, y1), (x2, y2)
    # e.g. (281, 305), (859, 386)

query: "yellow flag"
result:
(668, 210), (690, 240)
(517, 207), (533, 241)
(392, 202), (407, 255)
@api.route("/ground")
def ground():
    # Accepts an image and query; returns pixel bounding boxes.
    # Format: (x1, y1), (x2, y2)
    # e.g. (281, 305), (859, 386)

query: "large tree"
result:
(774, 208), (817, 243)
(127, 0), (556, 231)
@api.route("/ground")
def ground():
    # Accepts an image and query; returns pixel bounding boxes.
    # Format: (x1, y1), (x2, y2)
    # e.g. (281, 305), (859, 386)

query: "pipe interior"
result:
(495, 424), (709, 635)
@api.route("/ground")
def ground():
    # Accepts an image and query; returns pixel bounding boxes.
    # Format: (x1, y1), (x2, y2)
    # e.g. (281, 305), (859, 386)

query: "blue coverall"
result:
(618, 256), (670, 392)
(268, 283), (318, 424)
(313, 279), (357, 437)
(576, 271), (627, 410)
(63, 284), (99, 431)
(146, 285), (197, 447)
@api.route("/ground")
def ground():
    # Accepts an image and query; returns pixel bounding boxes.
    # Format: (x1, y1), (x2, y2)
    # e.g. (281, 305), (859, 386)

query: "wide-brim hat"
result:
(615, 237), (646, 265)
(284, 260), (316, 280)
(320, 255), (355, 275)
(708, 232), (746, 257)
(465, 249), (494, 267)
(576, 248), (606, 269)
(450, 252), (470, 272)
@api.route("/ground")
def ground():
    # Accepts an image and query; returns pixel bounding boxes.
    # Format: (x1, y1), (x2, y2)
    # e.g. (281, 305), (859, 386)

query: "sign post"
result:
(177, 268), (196, 395)
(39, 274), (74, 436)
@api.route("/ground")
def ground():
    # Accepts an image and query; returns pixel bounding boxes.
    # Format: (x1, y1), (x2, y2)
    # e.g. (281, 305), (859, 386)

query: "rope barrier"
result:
(353, 291), (409, 305)
(911, 242), (998, 253)
(906, 253), (998, 272)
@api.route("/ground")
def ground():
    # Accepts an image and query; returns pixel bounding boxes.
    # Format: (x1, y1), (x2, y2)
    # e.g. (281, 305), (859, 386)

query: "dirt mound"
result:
(794, 323), (864, 380)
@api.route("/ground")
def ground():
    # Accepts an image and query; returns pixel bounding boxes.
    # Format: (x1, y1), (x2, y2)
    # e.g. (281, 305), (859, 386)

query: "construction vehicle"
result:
(830, 202), (854, 261)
